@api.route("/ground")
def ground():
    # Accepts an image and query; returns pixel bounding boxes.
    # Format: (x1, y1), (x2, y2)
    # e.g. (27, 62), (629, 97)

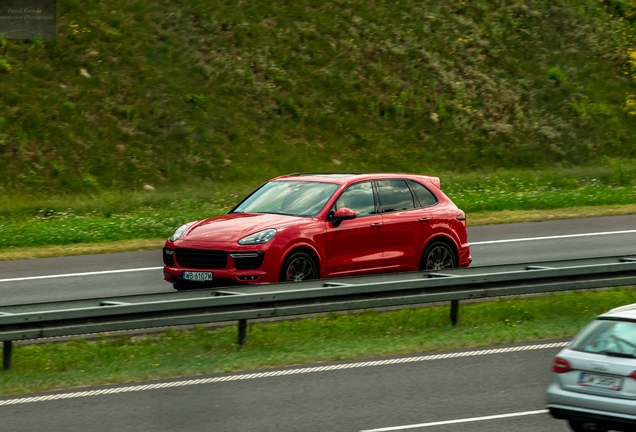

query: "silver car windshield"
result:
(233, 181), (339, 217)
(570, 319), (636, 357)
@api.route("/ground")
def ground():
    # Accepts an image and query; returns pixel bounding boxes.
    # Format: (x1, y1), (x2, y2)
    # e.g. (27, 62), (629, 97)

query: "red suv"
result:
(163, 173), (471, 290)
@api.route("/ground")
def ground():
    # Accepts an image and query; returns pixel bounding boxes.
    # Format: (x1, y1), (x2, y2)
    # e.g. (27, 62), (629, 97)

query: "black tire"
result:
(568, 420), (608, 432)
(420, 241), (456, 271)
(280, 251), (318, 282)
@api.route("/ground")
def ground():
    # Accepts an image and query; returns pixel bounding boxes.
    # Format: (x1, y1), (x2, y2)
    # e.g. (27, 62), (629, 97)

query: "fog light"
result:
(230, 253), (259, 258)
(238, 275), (259, 281)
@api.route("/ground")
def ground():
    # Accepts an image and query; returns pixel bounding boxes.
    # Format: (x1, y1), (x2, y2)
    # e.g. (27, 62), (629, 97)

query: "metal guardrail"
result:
(2, 255), (636, 370)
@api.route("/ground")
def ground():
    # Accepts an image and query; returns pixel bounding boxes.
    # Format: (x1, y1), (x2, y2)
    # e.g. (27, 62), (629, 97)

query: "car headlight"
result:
(169, 224), (188, 242)
(238, 228), (277, 245)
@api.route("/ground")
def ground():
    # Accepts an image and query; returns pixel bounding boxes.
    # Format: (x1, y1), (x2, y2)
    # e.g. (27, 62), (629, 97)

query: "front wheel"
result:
(280, 252), (318, 282)
(420, 241), (456, 271)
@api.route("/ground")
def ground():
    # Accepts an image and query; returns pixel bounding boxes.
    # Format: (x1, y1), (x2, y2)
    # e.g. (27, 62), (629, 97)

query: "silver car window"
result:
(570, 319), (636, 355)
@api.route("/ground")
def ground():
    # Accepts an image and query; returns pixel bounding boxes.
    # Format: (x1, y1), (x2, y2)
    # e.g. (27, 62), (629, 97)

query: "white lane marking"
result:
(360, 409), (549, 431)
(0, 267), (163, 283)
(0, 342), (569, 406)
(470, 229), (636, 245)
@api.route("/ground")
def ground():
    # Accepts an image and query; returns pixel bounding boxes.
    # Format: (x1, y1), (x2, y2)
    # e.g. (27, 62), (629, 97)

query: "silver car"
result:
(547, 303), (636, 432)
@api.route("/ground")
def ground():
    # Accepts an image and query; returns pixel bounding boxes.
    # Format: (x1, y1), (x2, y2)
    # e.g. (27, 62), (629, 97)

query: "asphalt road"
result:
(0, 341), (574, 432)
(1, 214), (636, 305)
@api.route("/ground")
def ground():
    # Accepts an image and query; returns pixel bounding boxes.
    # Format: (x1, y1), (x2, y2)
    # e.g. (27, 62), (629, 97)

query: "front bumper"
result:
(163, 242), (282, 286)
(163, 266), (275, 287)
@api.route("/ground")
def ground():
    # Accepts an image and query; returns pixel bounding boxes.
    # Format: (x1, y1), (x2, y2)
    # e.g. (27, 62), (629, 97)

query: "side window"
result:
(409, 180), (438, 207)
(376, 180), (415, 212)
(335, 181), (376, 216)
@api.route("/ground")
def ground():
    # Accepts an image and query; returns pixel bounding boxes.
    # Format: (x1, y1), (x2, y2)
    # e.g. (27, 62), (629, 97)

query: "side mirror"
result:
(332, 207), (356, 227)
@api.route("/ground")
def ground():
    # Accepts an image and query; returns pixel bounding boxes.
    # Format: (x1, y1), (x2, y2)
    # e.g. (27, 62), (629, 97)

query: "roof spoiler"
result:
(429, 176), (441, 189)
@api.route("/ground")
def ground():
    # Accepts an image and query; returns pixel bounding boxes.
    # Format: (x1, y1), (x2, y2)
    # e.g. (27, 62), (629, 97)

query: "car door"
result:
(326, 181), (384, 276)
(377, 179), (433, 272)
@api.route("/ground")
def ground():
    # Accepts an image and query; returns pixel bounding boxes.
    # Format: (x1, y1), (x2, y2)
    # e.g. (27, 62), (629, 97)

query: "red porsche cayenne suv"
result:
(163, 173), (471, 290)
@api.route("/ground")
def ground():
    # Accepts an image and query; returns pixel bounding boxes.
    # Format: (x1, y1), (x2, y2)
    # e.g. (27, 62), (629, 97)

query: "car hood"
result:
(179, 213), (307, 243)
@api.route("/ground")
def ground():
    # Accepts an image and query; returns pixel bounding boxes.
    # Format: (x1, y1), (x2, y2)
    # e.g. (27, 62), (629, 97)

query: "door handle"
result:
(370, 223), (382, 229)
(418, 218), (430, 224)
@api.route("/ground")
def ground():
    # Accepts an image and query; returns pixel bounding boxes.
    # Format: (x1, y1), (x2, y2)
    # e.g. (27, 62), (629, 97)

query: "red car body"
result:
(163, 173), (471, 289)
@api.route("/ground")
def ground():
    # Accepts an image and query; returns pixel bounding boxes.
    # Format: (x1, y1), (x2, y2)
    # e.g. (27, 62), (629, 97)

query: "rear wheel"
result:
(280, 252), (318, 282)
(568, 420), (608, 432)
(420, 241), (456, 271)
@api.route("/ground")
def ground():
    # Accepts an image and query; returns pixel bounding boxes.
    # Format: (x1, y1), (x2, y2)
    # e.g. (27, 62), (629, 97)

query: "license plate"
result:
(183, 271), (213, 282)
(578, 372), (622, 390)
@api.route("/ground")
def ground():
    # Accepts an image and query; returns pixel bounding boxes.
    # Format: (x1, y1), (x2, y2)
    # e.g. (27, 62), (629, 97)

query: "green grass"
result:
(443, 159), (636, 212)
(1, 0), (636, 194)
(3, 163), (636, 249)
(2, 287), (635, 396)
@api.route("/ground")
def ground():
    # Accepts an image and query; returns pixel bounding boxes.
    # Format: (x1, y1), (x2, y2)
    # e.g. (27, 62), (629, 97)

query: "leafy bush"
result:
(547, 67), (566, 85)
(0, 59), (10, 72)
(183, 94), (205, 105)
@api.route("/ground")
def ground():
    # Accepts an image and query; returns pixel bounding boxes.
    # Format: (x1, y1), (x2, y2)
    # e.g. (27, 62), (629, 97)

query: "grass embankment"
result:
(2, 163), (636, 260)
(1, 0), (636, 194)
(3, 0), (636, 259)
(1, 287), (634, 396)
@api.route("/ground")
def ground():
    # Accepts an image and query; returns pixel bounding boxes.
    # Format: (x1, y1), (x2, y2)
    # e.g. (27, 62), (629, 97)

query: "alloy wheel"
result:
(285, 255), (317, 282)
(425, 244), (455, 271)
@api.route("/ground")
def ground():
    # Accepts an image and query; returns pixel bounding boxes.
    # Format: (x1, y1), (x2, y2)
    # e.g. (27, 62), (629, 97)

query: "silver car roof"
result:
(601, 303), (636, 319)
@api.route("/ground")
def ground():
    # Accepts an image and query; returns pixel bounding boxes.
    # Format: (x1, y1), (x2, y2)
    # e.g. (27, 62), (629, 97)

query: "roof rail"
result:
(285, 172), (368, 176)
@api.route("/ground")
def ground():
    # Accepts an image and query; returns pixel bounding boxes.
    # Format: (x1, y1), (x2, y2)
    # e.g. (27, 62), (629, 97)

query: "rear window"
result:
(570, 319), (636, 356)
(409, 180), (438, 207)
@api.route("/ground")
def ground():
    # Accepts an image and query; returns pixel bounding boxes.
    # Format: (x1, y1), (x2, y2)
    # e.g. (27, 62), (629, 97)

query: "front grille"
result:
(175, 249), (228, 269)
(233, 252), (265, 270)
(163, 248), (175, 266)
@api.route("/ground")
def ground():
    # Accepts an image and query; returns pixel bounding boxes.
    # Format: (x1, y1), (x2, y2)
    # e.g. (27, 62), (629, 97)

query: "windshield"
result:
(233, 181), (340, 217)
(570, 319), (636, 357)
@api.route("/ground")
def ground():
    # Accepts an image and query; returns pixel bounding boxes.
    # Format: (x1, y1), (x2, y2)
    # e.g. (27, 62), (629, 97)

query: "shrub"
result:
(0, 59), (11, 73)
(547, 67), (566, 85)
(82, 175), (98, 187)
(183, 94), (205, 105)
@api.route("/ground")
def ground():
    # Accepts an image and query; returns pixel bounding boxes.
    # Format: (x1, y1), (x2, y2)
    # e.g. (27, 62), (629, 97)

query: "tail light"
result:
(552, 357), (572, 373)
(629, 371), (636, 380)
(456, 210), (466, 221)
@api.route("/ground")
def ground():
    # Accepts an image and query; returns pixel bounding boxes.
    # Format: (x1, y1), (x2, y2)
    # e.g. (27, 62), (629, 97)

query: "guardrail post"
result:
(3, 341), (12, 371)
(238, 319), (247, 345)
(450, 300), (459, 326)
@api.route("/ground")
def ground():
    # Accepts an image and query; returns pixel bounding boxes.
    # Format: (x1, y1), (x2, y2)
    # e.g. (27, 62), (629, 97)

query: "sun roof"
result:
(290, 172), (363, 178)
